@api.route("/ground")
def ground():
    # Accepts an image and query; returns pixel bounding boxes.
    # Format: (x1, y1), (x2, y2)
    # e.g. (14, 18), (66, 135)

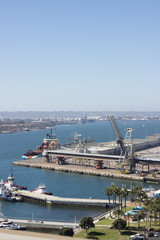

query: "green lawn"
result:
(96, 215), (160, 229)
(75, 227), (137, 240)
(95, 217), (114, 226)
(75, 204), (160, 240)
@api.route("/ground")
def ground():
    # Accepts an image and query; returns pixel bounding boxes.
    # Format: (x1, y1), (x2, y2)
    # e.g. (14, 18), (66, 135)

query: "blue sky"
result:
(0, 0), (160, 111)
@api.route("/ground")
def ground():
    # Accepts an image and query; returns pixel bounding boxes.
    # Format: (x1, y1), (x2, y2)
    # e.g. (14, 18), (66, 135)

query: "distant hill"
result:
(0, 111), (160, 120)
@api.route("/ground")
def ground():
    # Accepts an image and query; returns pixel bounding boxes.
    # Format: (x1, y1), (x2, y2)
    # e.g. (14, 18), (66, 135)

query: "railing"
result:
(0, 215), (79, 223)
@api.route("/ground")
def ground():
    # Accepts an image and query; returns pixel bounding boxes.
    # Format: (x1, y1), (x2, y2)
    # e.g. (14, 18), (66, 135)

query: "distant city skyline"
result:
(0, 1), (160, 111)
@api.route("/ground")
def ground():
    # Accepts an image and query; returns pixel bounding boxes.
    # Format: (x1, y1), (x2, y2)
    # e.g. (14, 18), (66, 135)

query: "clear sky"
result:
(0, 0), (160, 112)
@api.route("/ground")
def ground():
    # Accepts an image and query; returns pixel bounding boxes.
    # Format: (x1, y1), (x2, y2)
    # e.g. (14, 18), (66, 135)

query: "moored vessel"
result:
(34, 184), (52, 195)
(22, 129), (60, 159)
(0, 219), (26, 230)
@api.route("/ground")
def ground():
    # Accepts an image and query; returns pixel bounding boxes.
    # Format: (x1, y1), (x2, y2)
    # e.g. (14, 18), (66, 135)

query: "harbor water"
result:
(0, 120), (160, 222)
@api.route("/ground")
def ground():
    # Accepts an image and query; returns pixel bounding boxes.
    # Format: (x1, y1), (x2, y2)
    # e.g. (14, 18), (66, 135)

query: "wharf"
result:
(18, 190), (110, 207)
(13, 157), (145, 182)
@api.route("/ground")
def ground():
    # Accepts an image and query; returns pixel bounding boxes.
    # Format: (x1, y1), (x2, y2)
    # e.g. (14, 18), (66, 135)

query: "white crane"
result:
(108, 116), (135, 171)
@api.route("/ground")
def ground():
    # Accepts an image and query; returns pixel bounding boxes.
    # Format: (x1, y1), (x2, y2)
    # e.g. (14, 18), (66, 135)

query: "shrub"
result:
(112, 218), (127, 231)
(59, 227), (74, 237)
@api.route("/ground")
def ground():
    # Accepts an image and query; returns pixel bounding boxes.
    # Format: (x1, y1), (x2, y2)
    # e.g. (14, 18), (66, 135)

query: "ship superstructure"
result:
(0, 180), (6, 199)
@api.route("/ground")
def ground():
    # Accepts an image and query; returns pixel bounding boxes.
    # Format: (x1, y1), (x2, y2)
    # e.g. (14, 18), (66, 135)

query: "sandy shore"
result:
(0, 229), (83, 240)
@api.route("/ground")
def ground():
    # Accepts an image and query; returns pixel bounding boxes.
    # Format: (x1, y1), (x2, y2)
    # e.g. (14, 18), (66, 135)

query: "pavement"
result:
(0, 229), (84, 240)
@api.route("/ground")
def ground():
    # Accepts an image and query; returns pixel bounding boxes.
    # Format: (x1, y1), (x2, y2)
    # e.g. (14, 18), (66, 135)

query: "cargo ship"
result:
(22, 129), (60, 159)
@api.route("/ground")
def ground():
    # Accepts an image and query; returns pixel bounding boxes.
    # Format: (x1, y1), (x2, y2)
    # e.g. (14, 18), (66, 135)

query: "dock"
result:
(18, 190), (110, 207)
(13, 158), (145, 182)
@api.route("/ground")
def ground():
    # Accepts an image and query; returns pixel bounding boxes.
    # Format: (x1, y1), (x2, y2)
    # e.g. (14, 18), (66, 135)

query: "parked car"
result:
(155, 232), (160, 237)
(148, 232), (154, 237)
(130, 233), (145, 240)
(130, 237), (140, 240)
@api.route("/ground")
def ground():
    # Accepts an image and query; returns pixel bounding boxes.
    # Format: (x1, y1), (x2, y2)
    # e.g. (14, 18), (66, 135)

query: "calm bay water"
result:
(0, 120), (160, 222)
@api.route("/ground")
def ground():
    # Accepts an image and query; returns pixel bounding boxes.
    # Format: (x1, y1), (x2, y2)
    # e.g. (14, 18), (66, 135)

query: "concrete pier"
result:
(18, 190), (110, 207)
(13, 158), (145, 182)
(0, 217), (79, 230)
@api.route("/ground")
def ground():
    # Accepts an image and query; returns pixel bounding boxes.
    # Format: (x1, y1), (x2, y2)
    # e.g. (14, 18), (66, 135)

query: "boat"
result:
(22, 150), (42, 159)
(22, 129), (60, 159)
(0, 179), (7, 200)
(5, 169), (27, 190)
(0, 170), (26, 202)
(34, 184), (52, 195)
(0, 219), (26, 230)
(10, 195), (23, 202)
(5, 170), (16, 189)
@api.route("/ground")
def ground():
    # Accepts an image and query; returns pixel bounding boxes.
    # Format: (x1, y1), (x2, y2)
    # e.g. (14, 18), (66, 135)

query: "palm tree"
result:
(110, 184), (118, 205)
(130, 186), (148, 205)
(155, 196), (160, 226)
(137, 211), (144, 229)
(122, 187), (129, 212)
(144, 197), (155, 228)
(126, 213), (131, 227)
(119, 188), (125, 210)
(114, 208), (124, 220)
(105, 186), (112, 216)
(130, 186), (138, 202)
(136, 190), (148, 206)
(116, 187), (121, 205)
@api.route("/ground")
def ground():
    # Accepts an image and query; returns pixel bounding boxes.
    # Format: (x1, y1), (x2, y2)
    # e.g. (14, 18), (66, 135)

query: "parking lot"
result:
(130, 232), (160, 240)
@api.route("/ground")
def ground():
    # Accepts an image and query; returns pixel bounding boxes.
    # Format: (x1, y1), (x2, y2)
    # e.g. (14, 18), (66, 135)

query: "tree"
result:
(80, 217), (95, 234)
(130, 186), (148, 205)
(118, 188), (125, 210)
(105, 186), (112, 216)
(110, 184), (118, 204)
(116, 187), (122, 204)
(114, 208), (124, 220)
(144, 197), (155, 228)
(126, 213), (131, 227)
(122, 187), (129, 212)
(112, 218), (127, 233)
(59, 227), (74, 237)
(155, 196), (160, 226)
(137, 211), (144, 229)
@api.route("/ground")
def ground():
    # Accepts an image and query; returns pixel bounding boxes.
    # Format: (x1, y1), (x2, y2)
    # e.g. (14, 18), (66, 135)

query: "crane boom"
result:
(108, 115), (126, 155)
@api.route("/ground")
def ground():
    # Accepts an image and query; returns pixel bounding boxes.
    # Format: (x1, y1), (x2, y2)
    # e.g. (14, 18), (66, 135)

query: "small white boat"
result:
(0, 219), (26, 230)
(34, 184), (52, 195)
(34, 184), (46, 194)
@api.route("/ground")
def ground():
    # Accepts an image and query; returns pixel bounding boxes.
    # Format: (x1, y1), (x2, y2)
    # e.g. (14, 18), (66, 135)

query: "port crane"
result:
(108, 115), (135, 172)
(67, 132), (82, 144)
